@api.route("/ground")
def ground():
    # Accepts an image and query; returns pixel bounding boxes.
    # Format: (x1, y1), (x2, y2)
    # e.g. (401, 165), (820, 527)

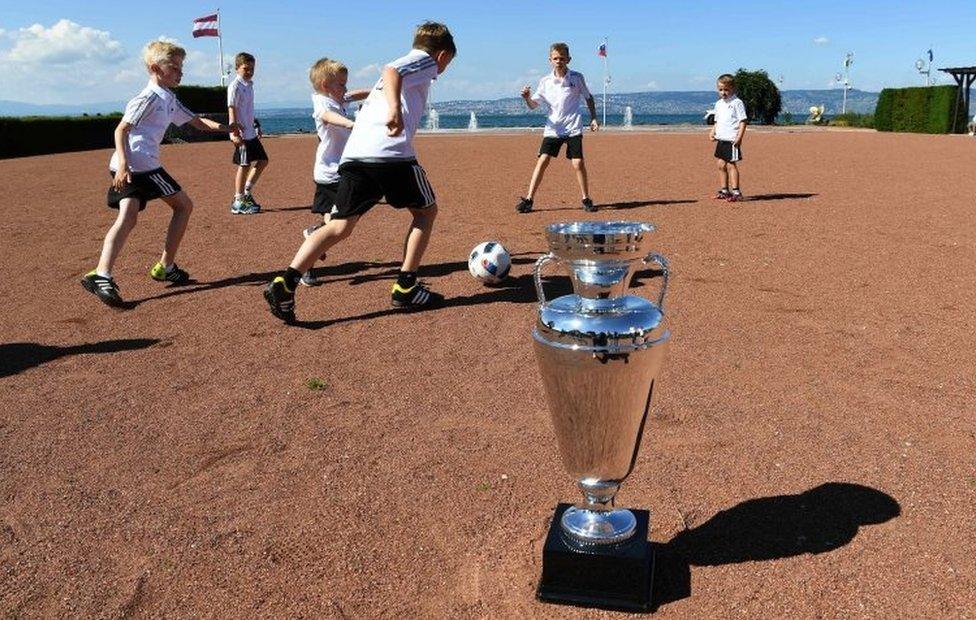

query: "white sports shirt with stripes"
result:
(713, 95), (747, 141)
(110, 81), (195, 173)
(312, 93), (352, 184)
(340, 49), (438, 162)
(530, 70), (592, 138)
(227, 75), (258, 140)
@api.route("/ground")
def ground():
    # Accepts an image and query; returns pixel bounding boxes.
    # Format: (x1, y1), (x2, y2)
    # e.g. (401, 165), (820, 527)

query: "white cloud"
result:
(813, 36), (830, 46)
(3, 19), (124, 65)
(644, 80), (659, 90)
(355, 63), (382, 78)
(155, 35), (181, 45)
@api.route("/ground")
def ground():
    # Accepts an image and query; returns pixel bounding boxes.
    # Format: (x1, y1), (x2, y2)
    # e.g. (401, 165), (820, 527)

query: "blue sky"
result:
(1, 1), (974, 106)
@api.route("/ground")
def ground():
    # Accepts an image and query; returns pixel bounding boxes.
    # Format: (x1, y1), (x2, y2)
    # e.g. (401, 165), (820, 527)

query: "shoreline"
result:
(268, 124), (879, 139)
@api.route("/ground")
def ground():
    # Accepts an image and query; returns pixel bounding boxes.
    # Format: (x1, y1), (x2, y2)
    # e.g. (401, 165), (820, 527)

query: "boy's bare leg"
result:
(716, 159), (729, 189)
(570, 158), (591, 199)
(525, 154), (552, 199)
(290, 216), (359, 273)
(728, 163), (740, 189)
(401, 204), (438, 272)
(235, 166), (247, 196)
(96, 198), (140, 275)
(246, 160), (268, 187)
(159, 191), (194, 266)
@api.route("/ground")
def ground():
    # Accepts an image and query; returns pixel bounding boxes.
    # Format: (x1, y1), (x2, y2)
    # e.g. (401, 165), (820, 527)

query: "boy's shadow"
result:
(534, 199), (696, 213)
(0, 339), (160, 378)
(293, 263), (574, 330)
(650, 482), (900, 611)
(744, 193), (817, 202)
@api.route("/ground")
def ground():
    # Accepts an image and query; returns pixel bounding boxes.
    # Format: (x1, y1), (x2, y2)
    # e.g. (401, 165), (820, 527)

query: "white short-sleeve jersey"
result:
(340, 49), (438, 162)
(312, 93), (353, 184)
(713, 95), (748, 141)
(227, 75), (257, 140)
(110, 81), (196, 173)
(531, 70), (593, 138)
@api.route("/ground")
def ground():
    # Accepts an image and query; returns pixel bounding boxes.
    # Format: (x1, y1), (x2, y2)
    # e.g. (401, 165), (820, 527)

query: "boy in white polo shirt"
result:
(300, 56), (369, 286)
(228, 52), (269, 214)
(81, 40), (239, 307)
(515, 42), (599, 214)
(263, 22), (456, 323)
(708, 73), (748, 202)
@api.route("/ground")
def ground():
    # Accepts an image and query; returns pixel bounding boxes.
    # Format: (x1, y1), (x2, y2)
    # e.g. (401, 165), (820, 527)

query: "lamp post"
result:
(915, 48), (933, 86)
(836, 52), (854, 114)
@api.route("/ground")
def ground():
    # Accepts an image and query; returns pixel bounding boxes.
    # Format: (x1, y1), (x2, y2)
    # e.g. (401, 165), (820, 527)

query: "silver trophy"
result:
(532, 221), (670, 550)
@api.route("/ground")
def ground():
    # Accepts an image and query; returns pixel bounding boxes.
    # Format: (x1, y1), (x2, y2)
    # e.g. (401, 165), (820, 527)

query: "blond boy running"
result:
(81, 41), (239, 307)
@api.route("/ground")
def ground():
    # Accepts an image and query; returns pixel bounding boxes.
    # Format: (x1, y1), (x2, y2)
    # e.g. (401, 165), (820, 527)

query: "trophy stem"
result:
(559, 479), (637, 545)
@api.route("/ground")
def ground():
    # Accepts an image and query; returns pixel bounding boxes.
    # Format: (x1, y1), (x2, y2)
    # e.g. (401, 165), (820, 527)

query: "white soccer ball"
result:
(468, 241), (511, 285)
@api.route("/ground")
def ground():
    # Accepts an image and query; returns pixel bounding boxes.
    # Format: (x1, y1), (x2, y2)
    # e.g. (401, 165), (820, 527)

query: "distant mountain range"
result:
(432, 89), (879, 116)
(0, 89), (878, 118)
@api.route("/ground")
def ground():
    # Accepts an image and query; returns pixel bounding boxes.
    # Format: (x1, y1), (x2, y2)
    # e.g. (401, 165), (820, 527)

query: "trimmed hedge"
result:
(874, 85), (967, 133)
(0, 115), (120, 159)
(172, 85), (226, 113)
(0, 85), (230, 159)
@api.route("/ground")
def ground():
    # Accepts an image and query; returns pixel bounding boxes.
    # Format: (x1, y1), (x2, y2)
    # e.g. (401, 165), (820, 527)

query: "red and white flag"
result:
(192, 13), (219, 38)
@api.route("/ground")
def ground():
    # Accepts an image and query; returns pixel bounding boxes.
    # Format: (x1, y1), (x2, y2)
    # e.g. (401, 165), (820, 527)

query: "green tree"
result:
(733, 68), (782, 125)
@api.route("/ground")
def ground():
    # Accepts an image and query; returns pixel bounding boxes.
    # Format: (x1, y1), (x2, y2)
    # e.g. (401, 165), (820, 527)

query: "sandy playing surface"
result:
(1, 128), (974, 617)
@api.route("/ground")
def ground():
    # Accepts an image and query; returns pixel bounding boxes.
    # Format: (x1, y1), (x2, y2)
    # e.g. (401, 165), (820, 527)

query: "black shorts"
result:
(312, 181), (339, 215)
(232, 138), (269, 166)
(714, 140), (743, 163)
(332, 160), (436, 220)
(106, 168), (181, 211)
(539, 134), (584, 159)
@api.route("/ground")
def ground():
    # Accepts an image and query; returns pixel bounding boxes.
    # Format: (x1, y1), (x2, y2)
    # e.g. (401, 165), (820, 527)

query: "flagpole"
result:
(602, 37), (608, 126)
(217, 9), (225, 87)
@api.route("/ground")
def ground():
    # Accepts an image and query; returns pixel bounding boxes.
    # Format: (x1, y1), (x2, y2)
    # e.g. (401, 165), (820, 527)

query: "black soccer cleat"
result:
(582, 198), (597, 212)
(264, 276), (296, 323)
(515, 197), (534, 213)
(391, 281), (443, 310)
(81, 271), (125, 307)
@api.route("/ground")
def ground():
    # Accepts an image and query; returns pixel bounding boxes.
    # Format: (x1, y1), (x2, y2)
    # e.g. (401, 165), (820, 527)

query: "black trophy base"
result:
(537, 503), (654, 612)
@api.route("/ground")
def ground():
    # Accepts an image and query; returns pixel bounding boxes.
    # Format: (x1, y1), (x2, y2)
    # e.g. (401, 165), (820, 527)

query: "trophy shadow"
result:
(649, 482), (900, 611)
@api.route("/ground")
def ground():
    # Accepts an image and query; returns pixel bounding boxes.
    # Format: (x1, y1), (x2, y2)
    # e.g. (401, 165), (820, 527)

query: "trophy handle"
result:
(642, 252), (669, 309)
(534, 253), (557, 307)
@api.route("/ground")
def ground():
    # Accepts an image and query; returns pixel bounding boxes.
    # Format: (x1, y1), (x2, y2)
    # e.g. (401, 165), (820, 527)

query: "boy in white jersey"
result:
(264, 22), (456, 323)
(708, 73), (748, 202)
(81, 41), (239, 307)
(300, 57), (370, 286)
(228, 52), (269, 214)
(515, 42), (599, 214)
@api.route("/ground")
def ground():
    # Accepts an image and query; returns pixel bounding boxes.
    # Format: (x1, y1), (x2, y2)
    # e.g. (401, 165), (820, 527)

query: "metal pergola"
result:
(938, 66), (976, 132)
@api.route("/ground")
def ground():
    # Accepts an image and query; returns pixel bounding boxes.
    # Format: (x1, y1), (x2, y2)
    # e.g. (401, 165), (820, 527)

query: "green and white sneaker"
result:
(149, 262), (190, 284)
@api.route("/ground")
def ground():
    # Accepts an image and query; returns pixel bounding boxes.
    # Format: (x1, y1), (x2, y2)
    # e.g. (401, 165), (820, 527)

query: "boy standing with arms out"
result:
(264, 22), (456, 322)
(709, 74), (748, 202)
(300, 57), (370, 286)
(228, 52), (269, 214)
(515, 42), (599, 214)
(81, 41), (239, 307)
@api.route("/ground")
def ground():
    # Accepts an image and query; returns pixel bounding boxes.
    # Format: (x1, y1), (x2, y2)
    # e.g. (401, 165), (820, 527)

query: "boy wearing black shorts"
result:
(709, 74), (748, 202)
(81, 41), (239, 307)
(228, 52), (268, 214)
(300, 57), (370, 286)
(515, 42), (599, 214)
(264, 22), (456, 322)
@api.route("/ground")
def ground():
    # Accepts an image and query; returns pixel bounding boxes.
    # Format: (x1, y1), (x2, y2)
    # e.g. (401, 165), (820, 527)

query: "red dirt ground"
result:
(1, 128), (974, 617)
